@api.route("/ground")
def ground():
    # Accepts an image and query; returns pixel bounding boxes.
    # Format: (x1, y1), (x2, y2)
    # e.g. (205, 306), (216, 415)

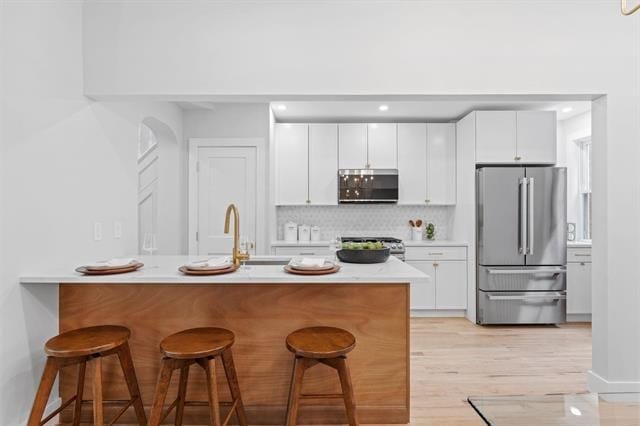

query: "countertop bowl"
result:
(336, 248), (390, 264)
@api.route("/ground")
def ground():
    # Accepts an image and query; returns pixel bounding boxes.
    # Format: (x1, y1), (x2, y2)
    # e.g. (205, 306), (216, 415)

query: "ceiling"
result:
(268, 100), (591, 123)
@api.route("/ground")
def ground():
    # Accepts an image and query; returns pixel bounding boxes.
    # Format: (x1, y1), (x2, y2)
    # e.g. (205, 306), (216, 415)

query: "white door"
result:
(309, 124), (338, 205)
(435, 261), (467, 310)
(567, 261), (592, 314)
(407, 261), (436, 310)
(426, 123), (456, 205)
(197, 146), (257, 256)
(275, 124), (309, 205)
(367, 123), (397, 168)
(516, 111), (557, 164)
(338, 124), (367, 169)
(475, 111), (517, 163)
(397, 123), (427, 205)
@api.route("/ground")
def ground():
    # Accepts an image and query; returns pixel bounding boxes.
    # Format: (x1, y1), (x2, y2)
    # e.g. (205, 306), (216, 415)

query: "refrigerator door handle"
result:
(519, 178), (528, 254)
(487, 292), (566, 301)
(527, 177), (535, 255)
(486, 268), (566, 275)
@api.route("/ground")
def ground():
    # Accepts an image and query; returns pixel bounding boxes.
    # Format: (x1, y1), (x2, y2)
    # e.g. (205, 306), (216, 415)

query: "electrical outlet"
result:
(93, 222), (102, 241)
(113, 221), (122, 239)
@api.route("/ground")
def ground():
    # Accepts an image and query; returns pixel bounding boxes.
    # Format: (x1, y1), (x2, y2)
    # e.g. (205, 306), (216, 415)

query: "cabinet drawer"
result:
(273, 246), (331, 256)
(568, 248), (592, 263)
(405, 246), (467, 261)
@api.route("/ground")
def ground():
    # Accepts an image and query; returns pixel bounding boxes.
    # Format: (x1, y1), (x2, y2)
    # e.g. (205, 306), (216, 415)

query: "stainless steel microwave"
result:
(338, 169), (399, 204)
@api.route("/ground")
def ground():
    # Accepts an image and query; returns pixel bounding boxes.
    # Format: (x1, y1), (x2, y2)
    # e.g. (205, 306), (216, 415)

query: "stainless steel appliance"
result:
(338, 169), (398, 203)
(341, 237), (405, 261)
(476, 167), (567, 325)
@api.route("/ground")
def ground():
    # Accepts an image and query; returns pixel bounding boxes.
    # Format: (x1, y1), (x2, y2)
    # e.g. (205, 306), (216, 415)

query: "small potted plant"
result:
(425, 223), (435, 240)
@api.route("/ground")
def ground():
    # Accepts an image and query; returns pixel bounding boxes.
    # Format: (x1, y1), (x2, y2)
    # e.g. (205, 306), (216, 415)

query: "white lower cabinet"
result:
(406, 245), (468, 312)
(567, 248), (592, 316)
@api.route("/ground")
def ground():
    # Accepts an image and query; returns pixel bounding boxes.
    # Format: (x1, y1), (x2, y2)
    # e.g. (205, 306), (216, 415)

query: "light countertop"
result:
(271, 240), (331, 247)
(568, 241), (592, 248)
(404, 240), (468, 247)
(20, 255), (427, 285)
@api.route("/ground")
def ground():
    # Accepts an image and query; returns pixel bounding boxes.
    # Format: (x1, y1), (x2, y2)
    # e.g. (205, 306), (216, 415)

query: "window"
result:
(138, 122), (158, 159)
(577, 137), (592, 240)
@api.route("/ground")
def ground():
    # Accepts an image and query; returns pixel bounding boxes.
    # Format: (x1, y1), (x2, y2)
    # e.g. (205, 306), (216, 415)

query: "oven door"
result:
(339, 169), (398, 203)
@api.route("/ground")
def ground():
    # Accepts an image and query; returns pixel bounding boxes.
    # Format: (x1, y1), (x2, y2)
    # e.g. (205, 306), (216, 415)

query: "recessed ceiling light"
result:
(561, 107), (573, 113)
(275, 104), (287, 111)
(570, 406), (582, 416)
(378, 105), (389, 111)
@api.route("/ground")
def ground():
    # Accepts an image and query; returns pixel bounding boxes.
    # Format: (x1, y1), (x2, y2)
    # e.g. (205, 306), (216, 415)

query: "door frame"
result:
(188, 138), (267, 255)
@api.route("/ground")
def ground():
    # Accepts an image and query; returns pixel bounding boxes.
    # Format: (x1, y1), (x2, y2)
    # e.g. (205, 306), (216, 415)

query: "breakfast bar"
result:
(21, 256), (426, 424)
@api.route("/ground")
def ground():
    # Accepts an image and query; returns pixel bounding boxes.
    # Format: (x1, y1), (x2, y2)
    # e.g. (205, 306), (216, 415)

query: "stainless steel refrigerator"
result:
(476, 167), (567, 325)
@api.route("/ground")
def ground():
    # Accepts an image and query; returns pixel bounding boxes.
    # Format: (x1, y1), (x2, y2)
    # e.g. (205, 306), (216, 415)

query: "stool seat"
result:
(160, 327), (235, 360)
(45, 325), (130, 358)
(286, 326), (355, 359)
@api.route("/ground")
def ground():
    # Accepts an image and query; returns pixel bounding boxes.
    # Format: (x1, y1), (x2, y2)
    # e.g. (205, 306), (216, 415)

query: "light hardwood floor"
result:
(407, 318), (592, 426)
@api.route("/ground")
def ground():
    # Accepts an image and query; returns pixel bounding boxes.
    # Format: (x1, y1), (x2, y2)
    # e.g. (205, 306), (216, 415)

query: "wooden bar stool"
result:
(27, 325), (147, 426)
(148, 327), (248, 426)
(285, 326), (359, 426)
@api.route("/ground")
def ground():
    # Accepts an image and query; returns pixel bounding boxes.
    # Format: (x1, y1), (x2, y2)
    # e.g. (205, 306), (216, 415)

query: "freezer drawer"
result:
(478, 266), (566, 292)
(477, 291), (566, 325)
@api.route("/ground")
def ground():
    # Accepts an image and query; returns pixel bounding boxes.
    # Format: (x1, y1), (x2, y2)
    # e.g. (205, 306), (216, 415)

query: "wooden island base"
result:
(59, 283), (409, 424)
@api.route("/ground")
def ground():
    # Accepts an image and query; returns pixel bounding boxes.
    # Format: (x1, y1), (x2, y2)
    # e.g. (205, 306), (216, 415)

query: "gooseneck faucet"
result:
(224, 203), (250, 266)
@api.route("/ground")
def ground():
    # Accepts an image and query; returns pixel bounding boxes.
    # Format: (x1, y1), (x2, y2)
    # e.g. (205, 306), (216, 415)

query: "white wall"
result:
(82, 0), (640, 393)
(0, 3), (182, 424)
(557, 112), (592, 239)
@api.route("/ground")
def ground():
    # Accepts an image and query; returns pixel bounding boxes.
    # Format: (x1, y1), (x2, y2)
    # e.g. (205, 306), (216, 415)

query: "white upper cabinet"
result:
(275, 124), (308, 205)
(308, 124), (338, 205)
(426, 123), (456, 205)
(475, 110), (557, 164)
(367, 123), (397, 169)
(516, 111), (557, 164)
(397, 123), (428, 204)
(338, 124), (367, 169)
(475, 111), (517, 164)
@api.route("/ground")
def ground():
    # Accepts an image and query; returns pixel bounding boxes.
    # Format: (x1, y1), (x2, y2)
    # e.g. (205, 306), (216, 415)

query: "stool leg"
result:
(71, 361), (86, 426)
(149, 358), (176, 426)
(204, 357), (222, 426)
(174, 365), (190, 426)
(221, 349), (248, 426)
(92, 356), (103, 426)
(285, 356), (310, 426)
(27, 357), (59, 426)
(117, 342), (148, 426)
(335, 357), (359, 426)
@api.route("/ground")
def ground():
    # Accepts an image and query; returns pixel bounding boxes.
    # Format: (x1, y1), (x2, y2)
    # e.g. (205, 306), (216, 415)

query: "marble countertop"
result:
(568, 241), (592, 248)
(20, 255), (427, 285)
(271, 240), (331, 247)
(404, 240), (468, 247)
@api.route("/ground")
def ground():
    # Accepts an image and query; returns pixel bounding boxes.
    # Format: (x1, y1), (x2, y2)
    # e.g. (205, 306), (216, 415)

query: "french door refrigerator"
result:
(476, 167), (567, 325)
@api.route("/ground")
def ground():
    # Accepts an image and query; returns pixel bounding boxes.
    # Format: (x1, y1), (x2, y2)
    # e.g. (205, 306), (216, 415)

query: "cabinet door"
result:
(516, 111), (557, 164)
(567, 262), (592, 314)
(397, 123), (427, 205)
(426, 123), (456, 205)
(435, 260), (467, 309)
(338, 124), (367, 169)
(367, 123), (397, 168)
(275, 124), (308, 205)
(407, 261), (436, 310)
(309, 124), (338, 205)
(475, 111), (517, 163)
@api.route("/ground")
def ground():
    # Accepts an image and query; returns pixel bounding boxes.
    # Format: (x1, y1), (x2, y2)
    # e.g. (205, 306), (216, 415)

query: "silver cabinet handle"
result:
(519, 178), (528, 254)
(527, 177), (534, 255)
(299, 252), (316, 255)
(428, 252), (444, 255)
(573, 254), (591, 257)
(488, 293), (566, 301)
(487, 268), (566, 275)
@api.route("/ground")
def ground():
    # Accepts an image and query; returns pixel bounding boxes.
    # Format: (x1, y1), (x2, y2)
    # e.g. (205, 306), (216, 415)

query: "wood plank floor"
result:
(407, 318), (592, 426)
(55, 318), (592, 425)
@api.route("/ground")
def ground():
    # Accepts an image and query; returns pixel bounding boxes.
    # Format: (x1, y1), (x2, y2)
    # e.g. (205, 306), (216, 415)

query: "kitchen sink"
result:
(242, 259), (290, 266)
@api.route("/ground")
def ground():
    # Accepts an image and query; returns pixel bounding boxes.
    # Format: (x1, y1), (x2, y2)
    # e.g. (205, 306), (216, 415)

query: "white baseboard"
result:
(20, 397), (61, 426)
(567, 313), (592, 322)
(588, 370), (640, 393)
(411, 309), (467, 318)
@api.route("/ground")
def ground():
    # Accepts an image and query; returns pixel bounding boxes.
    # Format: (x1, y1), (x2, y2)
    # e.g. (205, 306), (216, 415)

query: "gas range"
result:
(341, 237), (406, 261)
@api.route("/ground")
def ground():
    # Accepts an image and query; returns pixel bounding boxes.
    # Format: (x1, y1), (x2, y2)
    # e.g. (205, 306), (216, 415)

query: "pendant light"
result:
(622, 0), (640, 15)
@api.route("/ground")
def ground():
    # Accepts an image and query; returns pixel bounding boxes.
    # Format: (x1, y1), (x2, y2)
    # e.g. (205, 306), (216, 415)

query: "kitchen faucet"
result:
(224, 203), (250, 266)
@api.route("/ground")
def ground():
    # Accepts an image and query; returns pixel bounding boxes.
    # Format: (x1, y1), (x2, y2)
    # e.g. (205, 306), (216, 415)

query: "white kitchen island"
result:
(21, 256), (426, 425)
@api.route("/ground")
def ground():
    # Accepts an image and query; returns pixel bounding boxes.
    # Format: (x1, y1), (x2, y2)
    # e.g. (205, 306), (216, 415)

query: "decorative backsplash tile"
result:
(276, 205), (454, 241)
